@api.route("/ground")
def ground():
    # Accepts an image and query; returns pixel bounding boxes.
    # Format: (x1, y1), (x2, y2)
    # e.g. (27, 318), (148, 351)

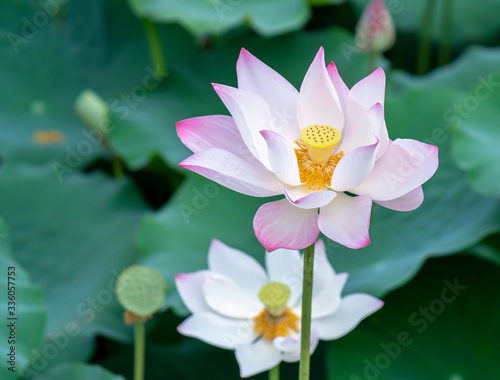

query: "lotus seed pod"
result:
(116, 266), (166, 317)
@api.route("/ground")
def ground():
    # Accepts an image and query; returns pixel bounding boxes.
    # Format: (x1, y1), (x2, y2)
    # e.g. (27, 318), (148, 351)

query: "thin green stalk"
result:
(438, 0), (453, 66)
(112, 157), (124, 178)
(134, 321), (145, 380)
(298, 243), (315, 380)
(144, 18), (167, 78)
(417, 0), (438, 74)
(269, 364), (280, 380)
(367, 52), (380, 75)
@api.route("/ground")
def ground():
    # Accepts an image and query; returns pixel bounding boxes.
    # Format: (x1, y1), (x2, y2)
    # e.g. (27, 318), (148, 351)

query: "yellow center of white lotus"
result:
(295, 125), (344, 191)
(300, 125), (341, 164)
(253, 282), (299, 341)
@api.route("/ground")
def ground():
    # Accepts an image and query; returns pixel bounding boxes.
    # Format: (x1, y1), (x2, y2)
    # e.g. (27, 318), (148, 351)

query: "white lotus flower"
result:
(176, 239), (383, 377)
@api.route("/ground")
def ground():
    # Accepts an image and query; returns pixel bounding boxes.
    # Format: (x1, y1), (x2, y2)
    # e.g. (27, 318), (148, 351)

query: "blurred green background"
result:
(1, 0), (500, 379)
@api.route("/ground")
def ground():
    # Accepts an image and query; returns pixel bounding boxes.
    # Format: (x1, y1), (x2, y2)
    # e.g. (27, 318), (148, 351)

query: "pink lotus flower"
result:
(177, 48), (438, 251)
(176, 239), (383, 377)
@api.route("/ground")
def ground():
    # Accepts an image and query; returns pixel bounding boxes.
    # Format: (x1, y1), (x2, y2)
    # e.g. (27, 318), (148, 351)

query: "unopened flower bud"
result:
(356, 0), (396, 54)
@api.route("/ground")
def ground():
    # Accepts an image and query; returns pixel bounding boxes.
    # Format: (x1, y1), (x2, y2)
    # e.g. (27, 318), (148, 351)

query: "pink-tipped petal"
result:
(261, 130), (302, 186)
(208, 239), (267, 298)
(266, 248), (303, 307)
(179, 148), (281, 197)
(313, 294), (383, 340)
(318, 193), (372, 249)
(341, 97), (374, 153)
(254, 199), (320, 252)
(176, 115), (261, 167)
(349, 67), (386, 110)
(297, 48), (345, 131)
(175, 271), (211, 313)
(367, 103), (389, 159)
(177, 312), (256, 349)
(213, 84), (273, 167)
(326, 62), (349, 111)
(352, 139), (439, 201)
(203, 273), (261, 319)
(237, 49), (300, 142)
(330, 140), (379, 191)
(236, 339), (282, 378)
(280, 183), (337, 209)
(375, 186), (424, 211)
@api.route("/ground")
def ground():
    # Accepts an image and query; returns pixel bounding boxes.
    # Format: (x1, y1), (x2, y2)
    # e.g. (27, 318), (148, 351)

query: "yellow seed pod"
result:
(259, 282), (291, 317)
(300, 125), (341, 164)
(116, 266), (166, 317)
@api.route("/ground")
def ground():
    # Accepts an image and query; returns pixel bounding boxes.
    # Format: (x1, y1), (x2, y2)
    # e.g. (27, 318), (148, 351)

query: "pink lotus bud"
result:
(356, 0), (396, 54)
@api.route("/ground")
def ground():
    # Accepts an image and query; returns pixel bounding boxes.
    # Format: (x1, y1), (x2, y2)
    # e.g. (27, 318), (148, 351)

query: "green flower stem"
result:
(367, 52), (380, 75)
(438, 0), (453, 66)
(269, 364), (280, 380)
(134, 321), (146, 380)
(417, 0), (438, 74)
(298, 242), (315, 380)
(112, 157), (124, 178)
(144, 18), (167, 78)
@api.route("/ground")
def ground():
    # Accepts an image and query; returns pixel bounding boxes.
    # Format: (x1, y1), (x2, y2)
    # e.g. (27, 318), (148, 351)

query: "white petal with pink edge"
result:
(310, 240), (346, 318)
(175, 271), (211, 314)
(266, 248), (303, 308)
(176, 115), (262, 168)
(326, 62), (349, 112)
(352, 139), (439, 201)
(318, 193), (372, 249)
(349, 67), (386, 110)
(261, 130), (302, 186)
(297, 48), (345, 132)
(340, 96), (375, 153)
(203, 273), (262, 319)
(179, 148), (281, 197)
(313, 294), (384, 340)
(280, 183), (337, 209)
(177, 312), (256, 349)
(208, 239), (268, 299)
(236, 339), (282, 378)
(254, 199), (320, 252)
(213, 84), (273, 168)
(330, 140), (379, 192)
(367, 103), (389, 159)
(312, 270), (348, 319)
(375, 186), (424, 211)
(237, 48), (300, 142)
